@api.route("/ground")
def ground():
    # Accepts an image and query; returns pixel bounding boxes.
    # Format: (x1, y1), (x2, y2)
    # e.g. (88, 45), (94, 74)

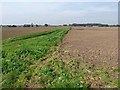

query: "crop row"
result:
(2, 28), (69, 87)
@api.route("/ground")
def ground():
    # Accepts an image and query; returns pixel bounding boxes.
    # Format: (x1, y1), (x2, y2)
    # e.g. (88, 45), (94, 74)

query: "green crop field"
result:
(2, 28), (88, 88)
(2, 27), (119, 88)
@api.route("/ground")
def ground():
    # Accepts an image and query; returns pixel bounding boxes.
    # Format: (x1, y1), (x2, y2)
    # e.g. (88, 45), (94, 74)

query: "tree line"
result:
(2, 23), (120, 27)
(2, 23), (49, 27)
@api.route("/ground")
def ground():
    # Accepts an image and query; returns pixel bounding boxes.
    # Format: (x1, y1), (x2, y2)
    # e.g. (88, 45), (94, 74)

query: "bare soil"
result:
(59, 26), (118, 88)
(2, 26), (64, 40)
(62, 27), (118, 67)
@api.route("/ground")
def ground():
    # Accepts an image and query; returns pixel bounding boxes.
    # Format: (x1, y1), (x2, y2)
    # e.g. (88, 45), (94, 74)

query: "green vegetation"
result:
(2, 27), (118, 88)
(38, 59), (89, 88)
(2, 28), (88, 88)
(112, 68), (120, 73)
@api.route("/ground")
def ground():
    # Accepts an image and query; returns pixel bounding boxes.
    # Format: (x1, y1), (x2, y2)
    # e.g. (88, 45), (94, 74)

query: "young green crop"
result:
(2, 29), (69, 88)
(2, 28), (89, 88)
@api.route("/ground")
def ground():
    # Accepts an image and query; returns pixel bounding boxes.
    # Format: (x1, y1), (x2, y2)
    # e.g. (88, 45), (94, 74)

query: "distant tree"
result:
(7, 25), (11, 27)
(45, 24), (48, 27)
(63, 24), (67, 26)
(7, 25), (17, 27)
(36, 24), (39, 27)
(23, 24), (31, 27)
(99, 24), (109, 27)
(12, 25), (17, 27)
(104, 24), (109, 27)
(72, 23), (78, 26)
(117, 25), (120, 27)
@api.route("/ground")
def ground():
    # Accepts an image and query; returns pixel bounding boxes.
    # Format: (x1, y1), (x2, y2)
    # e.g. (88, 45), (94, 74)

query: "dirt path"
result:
(59, 26), (118, 87)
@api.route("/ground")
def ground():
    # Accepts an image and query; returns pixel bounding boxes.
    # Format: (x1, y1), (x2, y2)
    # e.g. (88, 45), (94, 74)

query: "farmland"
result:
(2, 26), (67, 40)
(2, 27), (72, 88)
(59, 26), (119, 88)
(2, 26), (119, 88)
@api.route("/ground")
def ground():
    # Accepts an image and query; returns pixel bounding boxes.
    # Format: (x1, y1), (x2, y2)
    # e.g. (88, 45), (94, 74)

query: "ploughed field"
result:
(2, 26), (66, 40)
(2, 26), (119, 88)
(62, 27), (118, 68)
(59, 26), (118, 88)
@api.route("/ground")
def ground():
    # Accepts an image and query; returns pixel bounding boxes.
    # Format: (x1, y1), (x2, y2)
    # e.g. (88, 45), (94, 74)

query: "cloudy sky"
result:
(1, 2), (118, 25)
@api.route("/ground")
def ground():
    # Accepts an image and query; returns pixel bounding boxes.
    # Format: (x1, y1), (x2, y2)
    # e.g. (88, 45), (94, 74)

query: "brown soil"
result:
(59, 26), (118, 88)
(2, 26), (119, 87)
(2, 26), (64, 40)
(62, 27), (118, 67)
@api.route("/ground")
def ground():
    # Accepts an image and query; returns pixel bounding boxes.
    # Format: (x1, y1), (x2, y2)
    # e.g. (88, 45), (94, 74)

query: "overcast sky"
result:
(2, 2), (118, 25)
